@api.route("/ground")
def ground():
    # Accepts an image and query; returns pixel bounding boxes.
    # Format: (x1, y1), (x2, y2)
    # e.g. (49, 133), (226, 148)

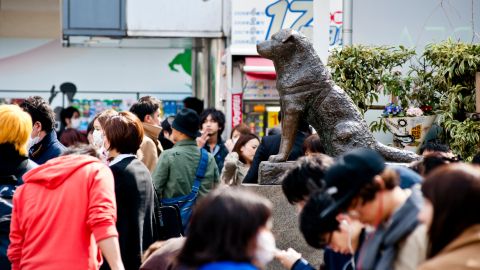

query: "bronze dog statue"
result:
(257, 29), (418, 162)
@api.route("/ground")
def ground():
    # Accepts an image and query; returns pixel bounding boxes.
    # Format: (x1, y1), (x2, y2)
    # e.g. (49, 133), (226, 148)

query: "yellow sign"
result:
(411, 125), (421, 140)
(268, 111), (279, 128)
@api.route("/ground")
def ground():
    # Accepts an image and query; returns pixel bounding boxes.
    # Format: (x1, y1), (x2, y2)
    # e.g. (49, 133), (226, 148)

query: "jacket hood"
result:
(23, 154), (100, 189)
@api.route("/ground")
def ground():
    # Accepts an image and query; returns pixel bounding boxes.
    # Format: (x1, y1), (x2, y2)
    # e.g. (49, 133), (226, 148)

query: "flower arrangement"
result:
(382, 103), (404, 117)
(382, 103), (430, 118)
(405, 107), (424, 117)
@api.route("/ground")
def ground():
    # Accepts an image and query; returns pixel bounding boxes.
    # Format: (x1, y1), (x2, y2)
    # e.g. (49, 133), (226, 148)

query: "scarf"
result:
(357, 188), (423, 270)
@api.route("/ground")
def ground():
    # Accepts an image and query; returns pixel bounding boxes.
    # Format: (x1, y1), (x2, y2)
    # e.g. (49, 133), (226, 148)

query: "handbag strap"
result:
(191, 148), (209, 193)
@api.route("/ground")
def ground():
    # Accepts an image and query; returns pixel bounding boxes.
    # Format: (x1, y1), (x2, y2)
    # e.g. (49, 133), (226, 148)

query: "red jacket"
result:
(8, 155), (118, 270)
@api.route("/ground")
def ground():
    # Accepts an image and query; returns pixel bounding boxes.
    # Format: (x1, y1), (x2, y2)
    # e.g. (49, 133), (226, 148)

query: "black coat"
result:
(105, 157), (157, 270)
(0, 144), (37, 270)
(243, 132), (306, 184)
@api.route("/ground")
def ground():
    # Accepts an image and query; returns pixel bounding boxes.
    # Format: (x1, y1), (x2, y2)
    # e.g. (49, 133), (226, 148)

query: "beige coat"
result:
(394, 224), (428, 270)
(418, 224), (480, 270)
(137, 123), (163, 173)
(220, 152), (249, 186)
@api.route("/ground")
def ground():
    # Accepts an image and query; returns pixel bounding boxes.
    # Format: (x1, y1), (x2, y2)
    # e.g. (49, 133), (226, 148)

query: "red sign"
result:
(232, 93), (243, 128)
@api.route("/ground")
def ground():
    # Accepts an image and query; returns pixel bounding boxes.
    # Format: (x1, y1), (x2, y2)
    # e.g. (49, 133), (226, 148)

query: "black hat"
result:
(320, 148), (385, 218)
(172, 108), (201, 138)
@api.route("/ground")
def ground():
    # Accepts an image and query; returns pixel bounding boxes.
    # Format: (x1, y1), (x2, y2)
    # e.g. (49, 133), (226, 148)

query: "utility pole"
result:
(342, 0), (353, 45)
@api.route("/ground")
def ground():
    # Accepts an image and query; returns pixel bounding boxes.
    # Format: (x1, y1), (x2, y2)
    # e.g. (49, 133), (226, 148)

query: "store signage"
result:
(243, 80), (279, 100)
(232, 93), (243, 127)
(231, 0), (342, 55)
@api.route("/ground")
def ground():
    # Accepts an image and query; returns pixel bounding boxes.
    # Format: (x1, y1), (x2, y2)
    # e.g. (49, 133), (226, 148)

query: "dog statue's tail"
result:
(374, 142), (420, 163)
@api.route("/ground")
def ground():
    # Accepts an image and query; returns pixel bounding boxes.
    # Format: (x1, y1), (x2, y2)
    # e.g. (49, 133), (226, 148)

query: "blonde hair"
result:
(0, 104), (33, 156)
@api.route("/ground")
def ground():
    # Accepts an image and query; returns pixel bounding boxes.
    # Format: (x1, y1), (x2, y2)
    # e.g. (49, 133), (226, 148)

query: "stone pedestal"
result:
(258, 161), (296, 185)
(242, 161), (323, 270)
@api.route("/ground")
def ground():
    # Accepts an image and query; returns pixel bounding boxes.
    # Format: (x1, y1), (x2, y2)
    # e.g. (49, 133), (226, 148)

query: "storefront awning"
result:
(243, 57), (276, 81)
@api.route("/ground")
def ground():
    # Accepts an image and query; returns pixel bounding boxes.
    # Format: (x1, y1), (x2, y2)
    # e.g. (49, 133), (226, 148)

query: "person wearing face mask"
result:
(221, 133), (260, 186)
(59, 106), (88, 147)
(89, 110), (119, 163)
(177, 187), (276, 270)
(19, 96), (66, 165)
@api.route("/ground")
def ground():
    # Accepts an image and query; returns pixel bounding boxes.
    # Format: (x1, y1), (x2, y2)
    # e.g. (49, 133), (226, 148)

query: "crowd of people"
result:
(1, 95), (480, 270)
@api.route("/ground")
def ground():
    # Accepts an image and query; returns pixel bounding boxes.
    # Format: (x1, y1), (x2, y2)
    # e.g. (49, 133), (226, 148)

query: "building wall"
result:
(0, 0), (193, 106)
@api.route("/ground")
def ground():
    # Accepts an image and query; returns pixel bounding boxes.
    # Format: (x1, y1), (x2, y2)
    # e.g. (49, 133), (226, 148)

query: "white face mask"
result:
(27, 125), (41, 150)
(92, 129), (104, 148)
(27, 136), (40, 151)
(254, 230), (276, 267)
(71, 118), (81, 129)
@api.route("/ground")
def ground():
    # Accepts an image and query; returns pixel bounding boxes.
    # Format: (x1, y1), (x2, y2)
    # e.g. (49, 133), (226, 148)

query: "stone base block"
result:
(258, 161), (296, 185)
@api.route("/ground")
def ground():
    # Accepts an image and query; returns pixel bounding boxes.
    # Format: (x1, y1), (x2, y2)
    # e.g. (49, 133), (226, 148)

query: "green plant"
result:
(443, 114), (480, 161)
(328, 45), (415, 115)
(422, 40), (480, 160)
(407, 57), (443, 111)
(328, 41), (480, 160)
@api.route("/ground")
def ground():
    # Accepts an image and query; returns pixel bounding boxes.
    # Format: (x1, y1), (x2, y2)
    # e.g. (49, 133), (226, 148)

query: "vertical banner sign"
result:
(329, 0), (343, 48)
(232, 93), (243, 127)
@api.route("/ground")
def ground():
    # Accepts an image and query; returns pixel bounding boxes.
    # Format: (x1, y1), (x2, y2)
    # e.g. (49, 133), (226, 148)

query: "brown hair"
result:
(103, 111), (144, 154)
(232, 134), (259, 164)
(422, 163), (480, 258)
(129, 96), (161, 122)
(96, 109), (118, 128)
(230, 123), (251, 139)
(302, 134), (324, 154)
(352, 168), (399, 206)
(19, 96), (55, 132)
(177, 187), (272, 267)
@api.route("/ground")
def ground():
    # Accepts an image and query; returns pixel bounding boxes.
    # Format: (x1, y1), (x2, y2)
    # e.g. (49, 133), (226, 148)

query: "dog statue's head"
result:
(257, 29), (306, 60)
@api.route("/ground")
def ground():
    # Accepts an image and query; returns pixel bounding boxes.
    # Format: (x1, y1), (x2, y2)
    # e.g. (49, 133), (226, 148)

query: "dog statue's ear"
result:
(281, 29), (295, 43)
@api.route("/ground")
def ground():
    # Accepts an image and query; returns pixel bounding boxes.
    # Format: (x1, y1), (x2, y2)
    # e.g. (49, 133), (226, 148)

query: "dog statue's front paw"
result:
(268, 154), (288, 163)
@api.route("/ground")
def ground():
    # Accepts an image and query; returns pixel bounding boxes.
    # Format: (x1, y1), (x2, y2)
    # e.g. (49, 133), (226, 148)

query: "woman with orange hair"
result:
(0, 104), (38, 182)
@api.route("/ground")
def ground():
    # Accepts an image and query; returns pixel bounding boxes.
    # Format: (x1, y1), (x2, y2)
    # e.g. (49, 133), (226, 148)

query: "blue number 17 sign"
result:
(231, 0), (341, 55)
(265, 0), (313, 40)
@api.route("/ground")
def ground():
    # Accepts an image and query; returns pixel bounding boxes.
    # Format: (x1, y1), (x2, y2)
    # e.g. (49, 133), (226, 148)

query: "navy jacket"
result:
(29, 130), (66, 165)
(203, 140), (229, 172)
